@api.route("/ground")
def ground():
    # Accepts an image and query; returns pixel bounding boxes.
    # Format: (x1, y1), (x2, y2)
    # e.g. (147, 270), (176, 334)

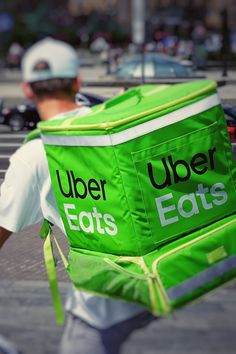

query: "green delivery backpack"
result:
(36, 80), (236, 324)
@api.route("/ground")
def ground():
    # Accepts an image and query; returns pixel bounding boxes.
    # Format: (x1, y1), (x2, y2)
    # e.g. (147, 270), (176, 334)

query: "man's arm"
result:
(0, 227), (12, 248)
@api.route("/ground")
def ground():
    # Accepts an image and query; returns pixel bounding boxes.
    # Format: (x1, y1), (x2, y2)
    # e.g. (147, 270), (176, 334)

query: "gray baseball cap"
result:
(21, 37), (80, 82)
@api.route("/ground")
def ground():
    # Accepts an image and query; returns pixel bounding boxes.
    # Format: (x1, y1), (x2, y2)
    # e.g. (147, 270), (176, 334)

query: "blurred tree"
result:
(23, 4), (57, 39)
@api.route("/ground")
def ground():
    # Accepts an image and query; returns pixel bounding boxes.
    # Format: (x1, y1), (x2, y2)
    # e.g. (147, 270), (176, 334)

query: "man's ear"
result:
(21, 81), (34, 100)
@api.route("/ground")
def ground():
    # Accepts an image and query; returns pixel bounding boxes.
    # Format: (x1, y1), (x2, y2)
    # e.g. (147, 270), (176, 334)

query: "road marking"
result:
(0, 154), (10, 158)
(0, 143), (21, 147)
(0, 133), (26, 139)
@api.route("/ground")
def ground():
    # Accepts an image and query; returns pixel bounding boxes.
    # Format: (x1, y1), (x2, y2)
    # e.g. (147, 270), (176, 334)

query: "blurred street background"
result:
(0, 0), (236, 72)
(0, 1), (236, 354)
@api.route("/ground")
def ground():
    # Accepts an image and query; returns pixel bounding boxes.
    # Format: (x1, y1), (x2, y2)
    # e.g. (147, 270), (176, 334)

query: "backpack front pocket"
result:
(132, 122), (236, 247)
(146, 214), (236, 312)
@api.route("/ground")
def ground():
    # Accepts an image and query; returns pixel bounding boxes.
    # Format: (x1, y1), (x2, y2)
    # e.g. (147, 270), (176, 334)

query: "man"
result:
(0, 38), (154, 354)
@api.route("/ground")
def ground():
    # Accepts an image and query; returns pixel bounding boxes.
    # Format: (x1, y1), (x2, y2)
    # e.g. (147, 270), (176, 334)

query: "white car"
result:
(114, 53), (194, 79)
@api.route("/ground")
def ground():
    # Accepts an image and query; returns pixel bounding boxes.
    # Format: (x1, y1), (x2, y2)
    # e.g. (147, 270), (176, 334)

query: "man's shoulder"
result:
(10, 138), (45, 167)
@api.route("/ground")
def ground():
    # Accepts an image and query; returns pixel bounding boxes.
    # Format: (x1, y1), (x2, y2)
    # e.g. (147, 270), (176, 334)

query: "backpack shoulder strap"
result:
(24, 128), (68, 324)
(40, 220), (66, 325)
(23, 128), (41, 144)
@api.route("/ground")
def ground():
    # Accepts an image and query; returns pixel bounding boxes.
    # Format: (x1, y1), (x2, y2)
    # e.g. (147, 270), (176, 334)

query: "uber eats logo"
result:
(147, 147), (228, 227)
(56, 170), (118, 236)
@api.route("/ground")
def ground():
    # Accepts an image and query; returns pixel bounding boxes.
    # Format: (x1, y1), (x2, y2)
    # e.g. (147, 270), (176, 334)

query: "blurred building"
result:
(0, 0), (235, 54)
(68, 0), (236, 32)
(1, 0), (235, 32)
(1, 0), (235, 30)
(68, 0), (117, 15)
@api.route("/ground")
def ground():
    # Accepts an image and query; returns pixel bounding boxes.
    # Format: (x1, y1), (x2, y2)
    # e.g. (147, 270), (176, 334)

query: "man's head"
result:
(21, 37), (80, 100)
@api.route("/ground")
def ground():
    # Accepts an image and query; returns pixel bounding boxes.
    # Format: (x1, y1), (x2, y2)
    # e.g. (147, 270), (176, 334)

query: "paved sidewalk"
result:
(1, 278), (236, 354)
(0, 224), (68, 281)
(1, 224), (236, 354)
(0, 225), (69, 353)
(0, 280), (67, 354)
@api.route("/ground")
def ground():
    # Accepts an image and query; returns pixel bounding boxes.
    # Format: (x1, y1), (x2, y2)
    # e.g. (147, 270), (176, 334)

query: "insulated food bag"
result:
(38, 80), (236, 321)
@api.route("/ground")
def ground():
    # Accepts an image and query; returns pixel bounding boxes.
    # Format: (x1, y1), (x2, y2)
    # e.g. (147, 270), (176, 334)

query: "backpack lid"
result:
(39, 80), (217, 134)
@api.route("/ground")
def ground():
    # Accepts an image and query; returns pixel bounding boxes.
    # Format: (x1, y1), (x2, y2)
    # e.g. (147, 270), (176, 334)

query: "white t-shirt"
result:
(0, 106), (144, 329)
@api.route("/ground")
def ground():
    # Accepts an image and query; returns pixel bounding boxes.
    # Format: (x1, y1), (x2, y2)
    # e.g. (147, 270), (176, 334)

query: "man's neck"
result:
(36, 98), (80, 121)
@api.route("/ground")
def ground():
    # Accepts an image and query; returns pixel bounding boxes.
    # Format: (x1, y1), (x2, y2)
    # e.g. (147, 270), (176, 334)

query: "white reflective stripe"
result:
(167, 255), (236, 300)
(42, 134), (113, 147)
(42, 94), (220, 147)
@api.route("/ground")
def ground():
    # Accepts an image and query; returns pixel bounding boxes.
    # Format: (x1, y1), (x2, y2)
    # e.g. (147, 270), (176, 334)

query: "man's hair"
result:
(29, 78), (76, 98)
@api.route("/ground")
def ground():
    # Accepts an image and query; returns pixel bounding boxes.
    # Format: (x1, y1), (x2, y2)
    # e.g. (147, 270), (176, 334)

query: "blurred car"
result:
(222, 103), (236, 142)
(0, 92), (106, 132)
(1, 90), (236, 143)
(0, 101), (40, 131)
(113, 53), (194, 79)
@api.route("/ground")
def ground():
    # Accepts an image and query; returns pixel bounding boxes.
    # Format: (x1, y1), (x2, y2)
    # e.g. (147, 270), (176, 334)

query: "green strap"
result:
(52, 234), (68, 269)
(41, 223), (65, 325)
(23, 128), (41, 144)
